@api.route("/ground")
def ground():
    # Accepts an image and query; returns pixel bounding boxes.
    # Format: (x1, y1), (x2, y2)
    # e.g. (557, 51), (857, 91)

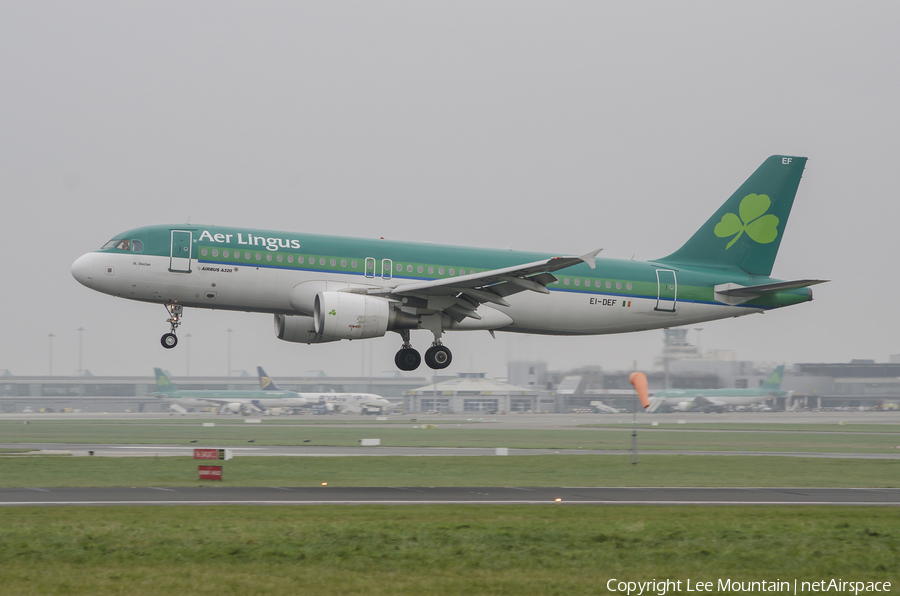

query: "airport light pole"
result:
(631, 361), (639, 465)
(77, 327), (85, 376)
(47, 333), (55, 376)
(226, 329), (233, 377)
(185, 333), (192, 377)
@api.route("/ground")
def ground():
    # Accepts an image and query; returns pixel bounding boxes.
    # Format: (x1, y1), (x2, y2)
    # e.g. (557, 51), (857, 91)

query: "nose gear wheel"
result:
(160, 303), (183, 350)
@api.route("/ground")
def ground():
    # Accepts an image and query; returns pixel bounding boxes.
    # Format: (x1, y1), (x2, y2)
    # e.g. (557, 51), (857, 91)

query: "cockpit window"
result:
(132, 240), (143, 252)
(115, 239), (131, 251)
(102, 239), (120, 250)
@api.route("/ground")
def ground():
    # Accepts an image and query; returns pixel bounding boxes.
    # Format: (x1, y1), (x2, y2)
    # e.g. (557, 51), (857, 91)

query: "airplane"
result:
(152, 367), (311, 414)
(647, 365), (789, 413)
(309, 392), (394, 415)
(255, 366), (392, 414)
(72, 155), (825, 371)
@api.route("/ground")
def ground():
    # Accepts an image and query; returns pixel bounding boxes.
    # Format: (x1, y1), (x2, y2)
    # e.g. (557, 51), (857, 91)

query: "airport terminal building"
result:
(0, 371), (427, 414)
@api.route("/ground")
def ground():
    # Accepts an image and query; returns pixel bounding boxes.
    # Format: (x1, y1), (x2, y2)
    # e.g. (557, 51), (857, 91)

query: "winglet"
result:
(578, 248), (602, 269)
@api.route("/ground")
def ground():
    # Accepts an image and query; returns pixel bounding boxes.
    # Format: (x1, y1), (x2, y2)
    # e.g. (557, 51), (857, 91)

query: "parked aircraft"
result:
(647, 366), (788, 413)
(311, 392), (393, 415)
(254, 366), (392, 414)
(152, 368), (310, 414)
(73, 156), (824, 371)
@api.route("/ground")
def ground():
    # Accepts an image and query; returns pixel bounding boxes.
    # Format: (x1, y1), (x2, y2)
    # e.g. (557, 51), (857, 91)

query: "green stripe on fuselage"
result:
(100, 224), (810, 310)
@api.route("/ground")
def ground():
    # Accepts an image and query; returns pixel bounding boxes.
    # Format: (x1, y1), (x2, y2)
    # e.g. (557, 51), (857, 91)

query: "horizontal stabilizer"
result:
(714, 279), (827, 305)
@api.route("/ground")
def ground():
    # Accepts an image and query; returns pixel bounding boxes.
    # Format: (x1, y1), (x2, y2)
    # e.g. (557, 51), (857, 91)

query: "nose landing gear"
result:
(160, 303), (183, 349)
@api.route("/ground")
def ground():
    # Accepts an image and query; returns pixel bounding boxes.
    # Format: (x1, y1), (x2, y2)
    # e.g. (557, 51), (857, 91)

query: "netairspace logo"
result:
(605, 578), (892, 595)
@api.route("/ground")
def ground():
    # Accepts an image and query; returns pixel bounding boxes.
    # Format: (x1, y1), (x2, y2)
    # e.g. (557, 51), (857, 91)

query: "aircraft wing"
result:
(370, 249), (602, 322)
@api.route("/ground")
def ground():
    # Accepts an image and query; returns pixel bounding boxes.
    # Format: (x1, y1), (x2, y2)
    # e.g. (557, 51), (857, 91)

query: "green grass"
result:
(582, 422), (900, 433)
(0, 506), (897, 595)
(2, 420), (900, 452)
(0, 454), (897, 487)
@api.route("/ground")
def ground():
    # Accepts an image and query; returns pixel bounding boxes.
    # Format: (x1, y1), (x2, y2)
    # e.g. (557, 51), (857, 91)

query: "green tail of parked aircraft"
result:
(152, 367), (391, 414)
(152, 367), (312, 413)
(74, 156), (826, 371)
(647, 366), (788, 413)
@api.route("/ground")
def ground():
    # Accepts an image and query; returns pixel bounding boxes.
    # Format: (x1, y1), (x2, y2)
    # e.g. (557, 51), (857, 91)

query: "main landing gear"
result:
(393, 330), (452, 371)
(160, 303), (183, 349)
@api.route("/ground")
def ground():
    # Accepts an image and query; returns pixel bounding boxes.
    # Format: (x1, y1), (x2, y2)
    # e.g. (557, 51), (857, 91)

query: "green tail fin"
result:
(658, 156), (807, 276)
(761, 365), (785, 389)
(153, 368), (178, 393)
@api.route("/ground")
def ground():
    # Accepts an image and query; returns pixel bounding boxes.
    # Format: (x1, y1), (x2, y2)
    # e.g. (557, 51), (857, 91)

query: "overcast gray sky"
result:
(2, 2), (897, 379)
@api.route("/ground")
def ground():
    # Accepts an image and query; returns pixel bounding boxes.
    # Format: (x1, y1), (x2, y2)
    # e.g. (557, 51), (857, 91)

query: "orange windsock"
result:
(629, 372), (650, 409)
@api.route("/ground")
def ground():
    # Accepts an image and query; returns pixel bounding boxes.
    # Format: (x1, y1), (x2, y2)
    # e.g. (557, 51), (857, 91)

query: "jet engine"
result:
(274, 314), (340, 344)
(314, 291), (417, 340)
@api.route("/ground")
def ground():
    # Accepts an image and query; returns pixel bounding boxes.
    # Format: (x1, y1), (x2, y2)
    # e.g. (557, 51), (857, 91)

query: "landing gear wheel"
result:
(161, 303), (184, 349)
(395, 348), (421, 371)
(424, 345), (452, 369)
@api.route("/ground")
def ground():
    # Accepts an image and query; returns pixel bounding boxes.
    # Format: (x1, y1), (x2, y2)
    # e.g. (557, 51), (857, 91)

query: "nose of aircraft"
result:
(71, 253), (94, 287)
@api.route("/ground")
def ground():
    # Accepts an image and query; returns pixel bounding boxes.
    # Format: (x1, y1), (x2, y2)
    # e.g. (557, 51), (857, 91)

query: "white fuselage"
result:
(75, 252), (758, 337)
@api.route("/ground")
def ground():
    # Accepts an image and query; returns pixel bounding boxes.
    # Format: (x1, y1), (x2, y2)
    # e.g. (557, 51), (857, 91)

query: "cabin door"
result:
(170, 230), (193, 273)
(655, 269), (677, 312)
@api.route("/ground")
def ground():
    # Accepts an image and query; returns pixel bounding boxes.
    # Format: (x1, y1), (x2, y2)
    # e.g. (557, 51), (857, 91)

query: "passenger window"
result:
(606, 281), (612, 289)
(417, 265), (423, 273)
(449, 268), (455, 275)
(319, 258), (325, 266)
(439, 267), (445, 275)
(428, 266), (434, 274)
(298, 256), (304, 264)
(626, 282), (632, 290)
(277, 254), (283, 262)
(255, 253), (262, 261)
(212, 249), (219, 257)
(288, 255), (293, 263)
(564, 278), (570, 285)
(330, 259), (336, 266)
(223, 250), (229, 258)
(244, 252), (251, 259)
(595, 280), (601, 288)
(266, 254), (272, 261)
(201, 248), (208, 257)
(341, 259), (346, 267)
(351, 260), (357, 268)
(406, 265), (413, 273)
(132, 240), (143, 252)
(616, 282), (622, 290)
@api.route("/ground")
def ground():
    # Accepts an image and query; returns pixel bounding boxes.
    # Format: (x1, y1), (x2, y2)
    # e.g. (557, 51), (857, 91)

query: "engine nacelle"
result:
(676, 401), (693, 412)
(314, 291), (392, 340)
(274, 314), (340, 344)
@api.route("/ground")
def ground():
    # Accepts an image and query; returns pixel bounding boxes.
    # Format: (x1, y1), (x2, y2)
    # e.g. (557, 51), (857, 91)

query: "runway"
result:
(4, 442), (900, 459)
(1, 486), (898, 506)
